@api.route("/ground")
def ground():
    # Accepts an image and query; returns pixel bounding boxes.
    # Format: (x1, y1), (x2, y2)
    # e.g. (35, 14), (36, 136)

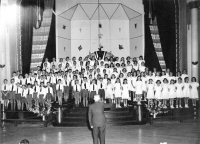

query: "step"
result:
(63, 115), (135, 122)
(65, 112), (135, 118)
(53, 120), (142, 127)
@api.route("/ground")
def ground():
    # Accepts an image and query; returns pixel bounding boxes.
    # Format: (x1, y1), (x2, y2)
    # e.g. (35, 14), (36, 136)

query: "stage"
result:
(0, 120), (200, 144)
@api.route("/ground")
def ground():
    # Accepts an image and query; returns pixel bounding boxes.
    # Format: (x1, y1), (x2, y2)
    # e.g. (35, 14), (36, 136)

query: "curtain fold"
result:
(143, 0), (161, 72)
(143, 0), (177, 74)
(21, 0), (47, 74)
(21, 1), (35, 75)
(41, 0), (56, 66)
(153, 0), (177, 74)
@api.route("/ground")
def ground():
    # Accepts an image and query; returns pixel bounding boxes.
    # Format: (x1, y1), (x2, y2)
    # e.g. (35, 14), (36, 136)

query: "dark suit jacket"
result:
(88, 102), (106, 127)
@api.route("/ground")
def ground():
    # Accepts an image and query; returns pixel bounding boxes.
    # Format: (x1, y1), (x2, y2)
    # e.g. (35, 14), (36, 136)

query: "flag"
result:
(78, 45), (83, 51)
(119, 44), (124, 50)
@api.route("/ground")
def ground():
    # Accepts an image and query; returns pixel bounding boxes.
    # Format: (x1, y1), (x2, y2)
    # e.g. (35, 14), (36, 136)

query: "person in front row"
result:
(81, 77), (90, 107)
(88, 94), (106, 144)
(9, 78), (17, 110)
(89, 79), (98, 104)
(46, 82), (53, 105)
(56, 79), (64, 106)
(73, 79), (81, 107)
(97, 77), (105, 102)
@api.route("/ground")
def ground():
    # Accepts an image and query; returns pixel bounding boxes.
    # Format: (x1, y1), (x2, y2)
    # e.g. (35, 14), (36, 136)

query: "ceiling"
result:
(59, 3), (142, 20)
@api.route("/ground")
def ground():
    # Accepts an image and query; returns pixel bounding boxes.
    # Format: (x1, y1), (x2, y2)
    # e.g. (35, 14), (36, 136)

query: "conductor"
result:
(88, 94), (106, 144)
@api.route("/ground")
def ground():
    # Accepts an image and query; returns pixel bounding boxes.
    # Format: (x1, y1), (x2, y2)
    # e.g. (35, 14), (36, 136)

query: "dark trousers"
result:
(10, 92), (16, 111)
(98, 89), (105, 100)
(93, 125), (106, 144)
(90, 91), (96, 104)
(81, 89), (89, 107)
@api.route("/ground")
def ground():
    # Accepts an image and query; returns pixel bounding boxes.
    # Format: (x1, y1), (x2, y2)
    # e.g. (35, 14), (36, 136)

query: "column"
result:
(187, 0), (200, 80)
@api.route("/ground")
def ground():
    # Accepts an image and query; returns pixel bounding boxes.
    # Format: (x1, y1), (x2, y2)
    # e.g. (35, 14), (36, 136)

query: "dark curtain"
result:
(21, 0), (44, 75)
(155, 0), (177, 74)
(143, 0), (161, 72)
(152, 0), (178, 74)
(21, 1), (35, 75)
(41, 0), (56, 66)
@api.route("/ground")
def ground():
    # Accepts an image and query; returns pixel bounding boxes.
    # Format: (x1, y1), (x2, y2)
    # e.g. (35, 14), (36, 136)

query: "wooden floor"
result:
(0, 121), (200, 144)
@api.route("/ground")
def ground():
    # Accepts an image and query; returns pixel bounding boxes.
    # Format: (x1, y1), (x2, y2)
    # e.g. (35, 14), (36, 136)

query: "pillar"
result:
(187, 0), (200, 80)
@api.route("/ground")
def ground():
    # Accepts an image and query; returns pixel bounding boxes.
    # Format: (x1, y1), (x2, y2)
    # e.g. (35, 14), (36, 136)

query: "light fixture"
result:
(98, 0), (103, 49)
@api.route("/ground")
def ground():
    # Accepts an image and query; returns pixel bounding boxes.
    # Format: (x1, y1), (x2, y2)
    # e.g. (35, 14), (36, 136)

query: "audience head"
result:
(19, 139), (29, 144)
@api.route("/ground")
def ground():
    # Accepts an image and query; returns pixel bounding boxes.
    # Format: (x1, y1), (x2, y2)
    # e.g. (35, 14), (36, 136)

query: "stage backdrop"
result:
(56, 0), (144, 59)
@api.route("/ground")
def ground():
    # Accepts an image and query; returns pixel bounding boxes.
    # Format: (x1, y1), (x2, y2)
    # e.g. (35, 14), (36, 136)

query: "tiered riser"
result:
(2, 111), (42, 125)
(53, 107), (143, 127)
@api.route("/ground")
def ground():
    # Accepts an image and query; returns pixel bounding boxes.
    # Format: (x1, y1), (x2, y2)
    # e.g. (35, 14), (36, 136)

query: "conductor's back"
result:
(88, 101), (106, 127)
(88, 95), (106, 144)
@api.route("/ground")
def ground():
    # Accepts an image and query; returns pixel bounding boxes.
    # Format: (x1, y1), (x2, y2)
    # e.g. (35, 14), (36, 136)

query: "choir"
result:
(1, 55), (199, 111)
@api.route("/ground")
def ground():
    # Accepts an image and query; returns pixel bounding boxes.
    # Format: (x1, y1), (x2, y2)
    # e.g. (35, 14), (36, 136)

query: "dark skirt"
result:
(51, 84), (56, 94)
(2, 91), (9, 100)
(27, 94), (32, 103)
(21, 97), (27, 103)
(10, 91), (16, 100)
(74, 92), (80, 100)
(46, 93), (52, 101)
(98, 89), (105, 99)
(81, 89), (89, 98)
(90, 91), (96, 100)
(64, 86), (69, 95)
(15, 94), (21, 101)
(39, 94), (44, 103)
(57, 90), (63, 98)
(33, 92), (38, 100)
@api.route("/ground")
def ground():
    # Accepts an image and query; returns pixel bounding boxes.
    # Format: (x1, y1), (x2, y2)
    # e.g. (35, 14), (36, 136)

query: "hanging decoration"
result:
(97, 0), (103, 50)
(78, 45), (83, 51)
(34, 0), (44, 29)
(119, 44), (124, 50)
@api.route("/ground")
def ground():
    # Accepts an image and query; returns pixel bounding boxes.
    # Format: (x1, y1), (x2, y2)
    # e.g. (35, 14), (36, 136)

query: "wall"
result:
(129, 15), (144, 58)
(70, 19), (130, 58)
(56, 16), (71, 58)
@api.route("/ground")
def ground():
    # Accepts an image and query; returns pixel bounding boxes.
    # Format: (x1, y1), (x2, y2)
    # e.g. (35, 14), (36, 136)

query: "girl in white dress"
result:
(135, 76), (143, 103)
(162, 78), (169, 109)
(127, 72), (133, 101)
(168, 79), (176, 109)
(131, 71), (137, 101)
(141, 72), (147, 100)
(111, 74), (116, 85)
(183, 77), (190, 108)
(190, 77), (199, 106)
(114, 78), (122, 108)
(175, 77), (184, 108)
(122, 79), (129, 107)
(154, 80), (162, 107)
(119, 73), (124, 84)
(146, 79), (155, 108)
(105, 78), (114, 103)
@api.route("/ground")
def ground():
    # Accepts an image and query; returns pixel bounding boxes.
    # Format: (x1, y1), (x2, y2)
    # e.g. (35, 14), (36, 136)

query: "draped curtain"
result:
(143, 0), (161, 72)
(155, 0), (177, 75)
(41, 0), (56, 66)
(21, 1), (35, 75)
(143, 0), (177, 74)
(21, 0), (44, 75)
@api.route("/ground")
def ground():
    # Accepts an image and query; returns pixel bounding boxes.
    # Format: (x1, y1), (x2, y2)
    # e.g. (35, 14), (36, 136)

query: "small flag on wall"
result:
(78, 45), (83, 51)
(119, 44), (124, 50)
